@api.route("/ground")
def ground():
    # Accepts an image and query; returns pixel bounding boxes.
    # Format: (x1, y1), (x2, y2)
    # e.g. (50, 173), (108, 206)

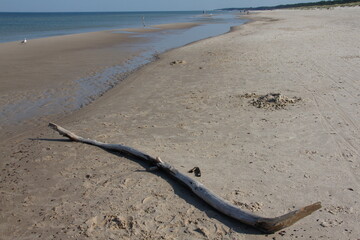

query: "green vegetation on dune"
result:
(298, 1), (360, 9)
(220, 0), (360, 11)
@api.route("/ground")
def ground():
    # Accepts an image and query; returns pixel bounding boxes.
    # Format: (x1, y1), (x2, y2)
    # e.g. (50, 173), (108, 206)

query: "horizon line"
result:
(0, 10), (217, 13)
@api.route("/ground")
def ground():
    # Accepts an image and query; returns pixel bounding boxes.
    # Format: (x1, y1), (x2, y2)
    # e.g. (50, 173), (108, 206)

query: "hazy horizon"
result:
(1, 0), (318, 12)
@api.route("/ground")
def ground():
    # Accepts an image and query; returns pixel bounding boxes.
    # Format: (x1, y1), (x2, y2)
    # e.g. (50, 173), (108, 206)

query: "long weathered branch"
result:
(48, 122), (321, 233)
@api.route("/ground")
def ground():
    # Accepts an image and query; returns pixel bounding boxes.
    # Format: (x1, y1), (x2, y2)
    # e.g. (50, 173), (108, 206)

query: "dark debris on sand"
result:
(241, 93), (302, 110)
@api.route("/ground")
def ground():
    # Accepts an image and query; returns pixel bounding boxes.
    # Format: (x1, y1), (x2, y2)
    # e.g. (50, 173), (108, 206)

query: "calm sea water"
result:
(0, 11), (219, 43)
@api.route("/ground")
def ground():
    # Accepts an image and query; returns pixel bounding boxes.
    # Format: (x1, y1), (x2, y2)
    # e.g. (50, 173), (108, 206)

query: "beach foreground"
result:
(1, 7), (360, 239)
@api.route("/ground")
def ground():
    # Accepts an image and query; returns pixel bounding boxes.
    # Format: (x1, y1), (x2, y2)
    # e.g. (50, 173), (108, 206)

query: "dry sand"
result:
(1, 7), (360, 239)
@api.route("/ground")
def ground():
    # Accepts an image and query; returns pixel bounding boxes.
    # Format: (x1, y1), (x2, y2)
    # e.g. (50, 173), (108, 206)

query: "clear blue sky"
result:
(1, 0), (318, 12)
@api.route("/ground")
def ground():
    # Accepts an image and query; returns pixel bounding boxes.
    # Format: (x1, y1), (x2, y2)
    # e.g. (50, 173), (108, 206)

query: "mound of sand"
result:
(242, 93), (301, 109)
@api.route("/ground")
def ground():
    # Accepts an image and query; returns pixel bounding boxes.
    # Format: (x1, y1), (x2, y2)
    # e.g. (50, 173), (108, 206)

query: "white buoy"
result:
(21, 38), (27, 44)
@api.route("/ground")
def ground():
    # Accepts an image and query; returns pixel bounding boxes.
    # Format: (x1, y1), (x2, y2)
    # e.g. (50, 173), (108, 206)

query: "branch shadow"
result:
(29, 138), (73, 142)
(38, 138), (268, 236)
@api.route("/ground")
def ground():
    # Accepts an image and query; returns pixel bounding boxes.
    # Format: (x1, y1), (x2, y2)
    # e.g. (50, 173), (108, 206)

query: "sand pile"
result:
(242, 93), (301, 109)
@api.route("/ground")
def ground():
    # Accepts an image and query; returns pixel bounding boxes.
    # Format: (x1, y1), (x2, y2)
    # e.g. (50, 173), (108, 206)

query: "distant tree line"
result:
(220, 0), (360, 11)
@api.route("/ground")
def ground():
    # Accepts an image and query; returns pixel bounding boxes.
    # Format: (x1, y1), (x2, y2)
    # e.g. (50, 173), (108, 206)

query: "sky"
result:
(0, 0), (318, 12)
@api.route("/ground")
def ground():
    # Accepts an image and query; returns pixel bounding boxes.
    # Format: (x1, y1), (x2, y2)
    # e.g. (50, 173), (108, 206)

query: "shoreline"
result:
(0, 15), (246, 142)
(0, 11), (209, 43)
(1, 7), (360, 239)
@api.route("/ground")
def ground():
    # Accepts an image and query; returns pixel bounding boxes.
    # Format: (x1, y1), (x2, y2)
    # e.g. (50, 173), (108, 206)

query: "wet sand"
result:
(1, 7), (360, 239)
(0, 22), (202, 141)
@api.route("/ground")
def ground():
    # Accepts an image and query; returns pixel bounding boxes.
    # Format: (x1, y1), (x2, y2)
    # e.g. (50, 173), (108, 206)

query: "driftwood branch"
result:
(48, 122), (321, 233)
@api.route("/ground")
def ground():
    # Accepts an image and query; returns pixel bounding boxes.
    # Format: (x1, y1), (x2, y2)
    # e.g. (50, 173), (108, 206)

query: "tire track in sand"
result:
(309, 92), (360, 186)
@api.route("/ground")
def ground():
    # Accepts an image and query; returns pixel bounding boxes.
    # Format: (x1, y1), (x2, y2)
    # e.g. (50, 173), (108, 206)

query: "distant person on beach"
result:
(142, 16), (145, 27)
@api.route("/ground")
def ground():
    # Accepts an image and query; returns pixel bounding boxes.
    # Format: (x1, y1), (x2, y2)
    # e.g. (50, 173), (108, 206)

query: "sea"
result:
(0, 11), (244, 43)
(0, 11), (247, 131)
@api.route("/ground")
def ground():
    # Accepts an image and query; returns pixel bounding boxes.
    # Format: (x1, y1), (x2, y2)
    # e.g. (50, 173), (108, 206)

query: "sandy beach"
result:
(0, 21), (202, 141)
(1, 7), (360, 239)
